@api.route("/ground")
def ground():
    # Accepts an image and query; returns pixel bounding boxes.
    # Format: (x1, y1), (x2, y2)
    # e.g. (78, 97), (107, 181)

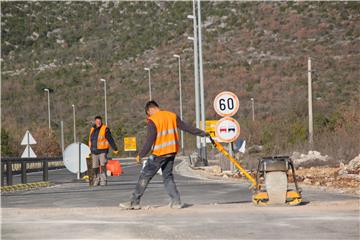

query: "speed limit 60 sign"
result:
(213, 91), (239, 117)
(215, 117), (241, 143)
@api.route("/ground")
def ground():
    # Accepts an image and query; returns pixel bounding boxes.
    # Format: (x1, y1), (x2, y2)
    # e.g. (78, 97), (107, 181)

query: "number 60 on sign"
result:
(213, 91), (239, 117)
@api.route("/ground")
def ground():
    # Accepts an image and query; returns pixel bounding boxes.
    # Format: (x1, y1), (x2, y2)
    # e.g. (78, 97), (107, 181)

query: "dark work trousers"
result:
(131, 154), (180, 204)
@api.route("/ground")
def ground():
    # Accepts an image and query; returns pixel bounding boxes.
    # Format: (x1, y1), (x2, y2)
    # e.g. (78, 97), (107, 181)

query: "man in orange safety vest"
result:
(89, 116), (118, 186)
(119, 101), (208, 210)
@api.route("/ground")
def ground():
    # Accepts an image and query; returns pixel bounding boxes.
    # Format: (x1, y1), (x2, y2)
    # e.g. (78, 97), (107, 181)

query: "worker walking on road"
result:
(119, 101), (208, 210)
(89, 116), (118, 186)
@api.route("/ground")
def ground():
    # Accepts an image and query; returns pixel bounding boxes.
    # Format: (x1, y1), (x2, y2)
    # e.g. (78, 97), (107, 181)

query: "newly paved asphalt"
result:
(1, 158), (359, 239)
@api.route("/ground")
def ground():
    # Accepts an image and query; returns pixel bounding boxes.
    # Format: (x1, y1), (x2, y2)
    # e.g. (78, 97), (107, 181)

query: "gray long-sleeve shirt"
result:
(138, 116), (206, 158)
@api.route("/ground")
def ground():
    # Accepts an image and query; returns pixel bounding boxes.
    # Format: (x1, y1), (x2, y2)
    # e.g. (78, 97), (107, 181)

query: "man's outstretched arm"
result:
(176, 116), (207, 137)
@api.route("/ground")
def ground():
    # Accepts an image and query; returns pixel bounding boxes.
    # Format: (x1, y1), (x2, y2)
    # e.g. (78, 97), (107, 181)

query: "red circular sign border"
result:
(215, 117), (241, 143)
(213, 91), (240, 117)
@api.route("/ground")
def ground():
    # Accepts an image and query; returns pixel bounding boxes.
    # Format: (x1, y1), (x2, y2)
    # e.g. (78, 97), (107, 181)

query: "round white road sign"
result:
(215, 117), (241, 143)
(213, 91), (239, 117)
(63, 143), (90, 173)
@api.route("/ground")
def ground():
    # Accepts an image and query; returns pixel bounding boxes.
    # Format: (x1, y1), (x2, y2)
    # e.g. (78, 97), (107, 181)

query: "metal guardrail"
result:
(1, 157), (63, 186)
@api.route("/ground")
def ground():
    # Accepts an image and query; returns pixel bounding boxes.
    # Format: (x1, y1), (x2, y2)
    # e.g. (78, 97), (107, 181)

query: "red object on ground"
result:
(106, 160), (123, 176)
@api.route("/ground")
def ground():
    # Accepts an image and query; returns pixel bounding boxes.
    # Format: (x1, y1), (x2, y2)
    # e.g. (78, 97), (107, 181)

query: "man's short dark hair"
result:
(145, 100), (159, 114)
(95, 116), (102, 120)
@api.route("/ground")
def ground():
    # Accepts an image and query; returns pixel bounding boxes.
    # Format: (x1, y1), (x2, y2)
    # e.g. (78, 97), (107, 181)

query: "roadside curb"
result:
(1, 182), (50, 192)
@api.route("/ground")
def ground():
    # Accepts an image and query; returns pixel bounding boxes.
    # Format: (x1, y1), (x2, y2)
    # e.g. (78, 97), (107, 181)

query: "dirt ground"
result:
(192, 165), (360, 195)
(294, 167), (360, 194)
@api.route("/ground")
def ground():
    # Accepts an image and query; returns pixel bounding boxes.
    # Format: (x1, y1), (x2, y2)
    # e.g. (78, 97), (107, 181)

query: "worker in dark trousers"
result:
(119, 101), (208, 210)
(88, 116), (118, 186)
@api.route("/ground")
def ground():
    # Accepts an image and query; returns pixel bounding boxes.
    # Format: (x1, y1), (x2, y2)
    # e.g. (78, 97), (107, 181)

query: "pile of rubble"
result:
(294, 153), (360, 194)
(291, 151), (332, 168)
(338, 154), (360, 180)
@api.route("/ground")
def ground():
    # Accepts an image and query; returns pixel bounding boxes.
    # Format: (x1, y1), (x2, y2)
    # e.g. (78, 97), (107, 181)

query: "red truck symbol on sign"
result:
(220, 128), (227, 133)
(219, 127), (236, 133)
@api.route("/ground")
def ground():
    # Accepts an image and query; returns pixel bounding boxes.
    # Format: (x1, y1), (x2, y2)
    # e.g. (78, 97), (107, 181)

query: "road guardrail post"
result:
(43, 161), (48, 182)
(1, 162), (5, 186)
(6, 162), (13, 186)
(21, 162), (27, 184)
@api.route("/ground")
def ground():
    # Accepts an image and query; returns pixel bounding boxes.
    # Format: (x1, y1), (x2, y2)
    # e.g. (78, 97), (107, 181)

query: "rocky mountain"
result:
(1, 1), (359, 160)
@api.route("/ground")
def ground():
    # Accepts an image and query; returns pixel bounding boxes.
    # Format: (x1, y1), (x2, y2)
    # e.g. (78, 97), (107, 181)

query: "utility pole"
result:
(174, 54), (185, 155)
(72, 104), (76, 143)
(144, 67), (152, 100)
(251, 98), (255, 121)
(196, 0), (207, 164)
(100, 79), (108, 125)
(308, 57), (314, 147)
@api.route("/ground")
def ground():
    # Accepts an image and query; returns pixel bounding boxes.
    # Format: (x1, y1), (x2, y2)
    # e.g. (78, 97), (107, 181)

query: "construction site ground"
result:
(1, 158), (359, 239)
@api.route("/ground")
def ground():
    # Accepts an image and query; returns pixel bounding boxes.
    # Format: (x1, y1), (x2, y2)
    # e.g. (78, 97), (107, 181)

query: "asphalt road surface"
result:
(1, 158), (359, 239)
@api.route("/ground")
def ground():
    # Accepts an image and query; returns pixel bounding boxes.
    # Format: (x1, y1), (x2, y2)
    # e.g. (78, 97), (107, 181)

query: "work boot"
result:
(93, 174), (100, 186)
(119, 201), (141, 210)
(99, 173), (107, 186)
(169, 201), (184, 209)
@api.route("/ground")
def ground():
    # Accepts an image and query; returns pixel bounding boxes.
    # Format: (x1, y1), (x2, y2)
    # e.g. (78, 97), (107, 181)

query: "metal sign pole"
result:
(229, 142), (235, 172)
(60, 121), (64, 155)
(27, 131), (30, 157)
(77, 142), (81, 180)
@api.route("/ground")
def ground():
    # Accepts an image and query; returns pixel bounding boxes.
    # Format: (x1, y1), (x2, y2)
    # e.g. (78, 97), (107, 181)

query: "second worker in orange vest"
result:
(89, 116), (118, 186)
(119, 101), (208, 210)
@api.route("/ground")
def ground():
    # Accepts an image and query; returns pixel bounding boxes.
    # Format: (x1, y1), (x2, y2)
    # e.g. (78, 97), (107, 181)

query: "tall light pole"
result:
(72, 104), (76, 143)
(196, 0), (207, 163)
(43, 88), (52, 129)
(188, 10), (201, 156)
(144, 67), (152, 100)
(308, 57), (314, 147)
(250, 98), (255, 121)
(188, 0), (207, 164)
(173, 54), (185, 155)
(100, 79), (108, 125)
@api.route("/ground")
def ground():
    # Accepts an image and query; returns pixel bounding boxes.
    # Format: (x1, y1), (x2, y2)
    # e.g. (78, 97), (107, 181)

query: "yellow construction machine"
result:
(209, 137), (302, 206)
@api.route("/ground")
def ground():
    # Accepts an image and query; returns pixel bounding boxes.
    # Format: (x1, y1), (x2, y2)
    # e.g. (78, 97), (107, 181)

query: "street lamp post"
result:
(188, 0), (207, 164)
(308, 57), (314, 147)
(188, 12), (201, 157)
(43, 88), (52, 129)
(173, 54), (185, 155)
(72, 104), (76, 143)
(250, 98), (255, 121)
(100, 79), (108, 125)
(196, 0), (207, 163)
(144, 67), (152, 100)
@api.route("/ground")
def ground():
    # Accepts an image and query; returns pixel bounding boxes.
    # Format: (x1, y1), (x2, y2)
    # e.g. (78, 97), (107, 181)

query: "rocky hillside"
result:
(1, 1), (360, 160)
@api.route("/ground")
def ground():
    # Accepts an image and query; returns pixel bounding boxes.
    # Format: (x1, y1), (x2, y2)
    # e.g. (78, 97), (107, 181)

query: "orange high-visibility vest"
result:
(88, 124), (109, 150)
(149, 111), (179, 156)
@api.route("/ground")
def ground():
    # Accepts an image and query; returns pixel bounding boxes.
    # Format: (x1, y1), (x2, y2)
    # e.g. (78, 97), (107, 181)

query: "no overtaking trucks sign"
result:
(215, 117), (241, 143)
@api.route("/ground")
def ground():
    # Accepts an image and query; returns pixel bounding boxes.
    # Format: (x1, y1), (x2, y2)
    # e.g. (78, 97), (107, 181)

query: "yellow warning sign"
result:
(124, 137), (137, 152)
(201, 120), (218, 138)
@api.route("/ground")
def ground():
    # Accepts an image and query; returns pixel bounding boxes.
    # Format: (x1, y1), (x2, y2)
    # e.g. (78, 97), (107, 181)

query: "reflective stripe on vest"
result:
(149, 111), (179, 156)
(153, 139), (179, 151)
(88, 125), (109, 150)
(157, 128), (178, 138)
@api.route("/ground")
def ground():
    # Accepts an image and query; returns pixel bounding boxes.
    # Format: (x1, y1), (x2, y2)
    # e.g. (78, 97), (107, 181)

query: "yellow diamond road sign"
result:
(124, 137), (137, 152)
